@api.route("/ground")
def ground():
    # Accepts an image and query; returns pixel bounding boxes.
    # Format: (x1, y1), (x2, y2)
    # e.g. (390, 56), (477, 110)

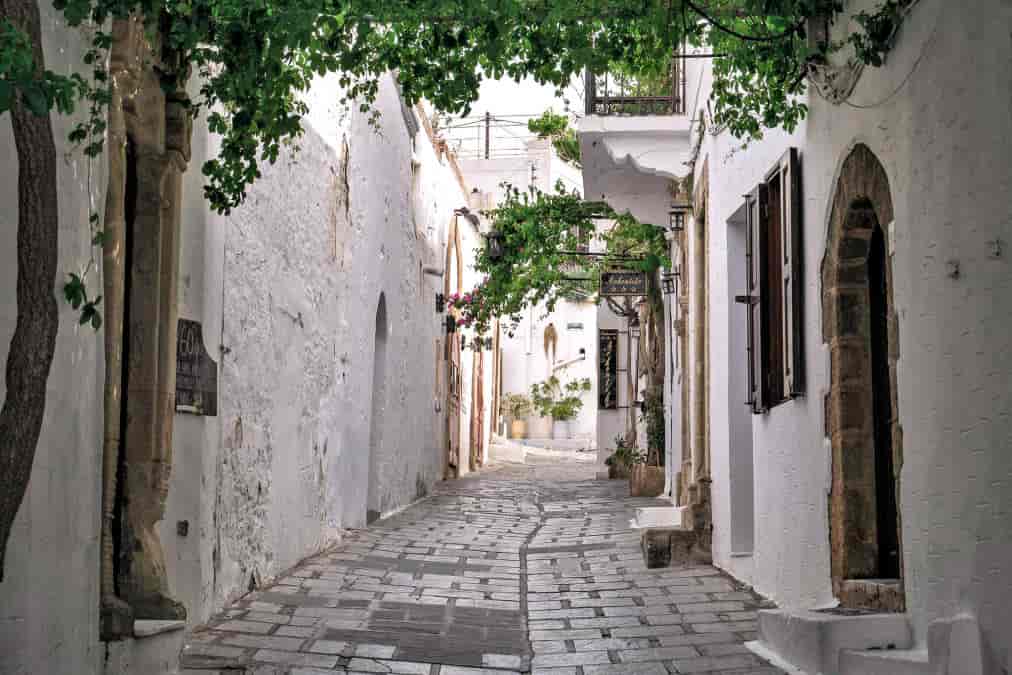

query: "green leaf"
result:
(22, 83), (49, 116)
(0, 80), (13, 113)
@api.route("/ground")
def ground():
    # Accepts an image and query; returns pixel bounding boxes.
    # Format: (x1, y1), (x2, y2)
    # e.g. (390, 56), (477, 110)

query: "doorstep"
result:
(753, 608), (911, 675)
(104, 620), (187, 675)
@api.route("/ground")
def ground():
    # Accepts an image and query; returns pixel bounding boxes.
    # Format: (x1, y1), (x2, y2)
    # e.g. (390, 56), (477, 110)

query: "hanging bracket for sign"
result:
(600, 270), (647, 297)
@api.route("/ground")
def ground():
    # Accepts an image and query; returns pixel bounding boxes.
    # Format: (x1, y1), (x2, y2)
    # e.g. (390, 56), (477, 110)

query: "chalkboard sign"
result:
(600, 270), (647, 297)
(598, 329), (618, 410)
(176, 319), (218, 416)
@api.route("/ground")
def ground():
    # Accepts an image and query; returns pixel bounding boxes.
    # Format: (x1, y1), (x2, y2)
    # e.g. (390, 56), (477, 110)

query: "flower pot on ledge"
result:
(608, 461), (631, 480)
(630, 465), (665, 497)
(509, 418), (528, 439)
(551, 419), (573, 440)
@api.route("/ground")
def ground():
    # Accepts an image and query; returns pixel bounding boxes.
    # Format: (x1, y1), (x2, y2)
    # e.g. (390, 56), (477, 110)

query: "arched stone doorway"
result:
(822, 144), (904, 611)
(367, 294), (388, 524)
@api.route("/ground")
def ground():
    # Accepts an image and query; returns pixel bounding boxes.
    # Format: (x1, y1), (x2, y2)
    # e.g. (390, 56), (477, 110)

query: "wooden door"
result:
(469, 349), (485, 471)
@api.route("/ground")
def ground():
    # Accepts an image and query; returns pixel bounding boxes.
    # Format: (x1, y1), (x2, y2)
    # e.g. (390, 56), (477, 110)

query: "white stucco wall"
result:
(497, 299), (599, 442)
(699, 1), (1012, 664)
(0, 8), (107, 675)
(159, 74), (472, 628)
(460, 144), (597, 445)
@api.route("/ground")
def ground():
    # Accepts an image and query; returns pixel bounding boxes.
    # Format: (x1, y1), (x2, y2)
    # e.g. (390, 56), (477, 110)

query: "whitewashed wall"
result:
(162, 73), (469, 625)
(461, 142), (597, 444)
(700, 1), (1012, 663)
(0, 7), (106, 674)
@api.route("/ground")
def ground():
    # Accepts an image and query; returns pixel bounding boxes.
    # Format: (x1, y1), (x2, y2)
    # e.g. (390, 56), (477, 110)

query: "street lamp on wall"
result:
(661, 267), (680, 295)
(668, 204), (688, 233)
(485, 230), (505, 262)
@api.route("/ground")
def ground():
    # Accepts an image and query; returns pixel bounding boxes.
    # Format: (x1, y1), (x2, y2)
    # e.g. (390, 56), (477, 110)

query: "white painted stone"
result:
(580, 3), (1012, 671)
(756, 609), (912, 675)
(0, 5), (107, 674)
(838, 647), (931, 675)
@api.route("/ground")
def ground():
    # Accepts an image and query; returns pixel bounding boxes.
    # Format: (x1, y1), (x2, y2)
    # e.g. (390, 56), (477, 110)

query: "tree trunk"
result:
(0, 0), (60, 581)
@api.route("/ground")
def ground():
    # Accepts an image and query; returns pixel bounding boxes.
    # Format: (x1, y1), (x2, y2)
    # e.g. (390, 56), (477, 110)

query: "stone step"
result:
(633, 505), (689, 529)
(105, 620), (186, 674)
(839, 647), (932, 675)
(756, 609), (912, 675)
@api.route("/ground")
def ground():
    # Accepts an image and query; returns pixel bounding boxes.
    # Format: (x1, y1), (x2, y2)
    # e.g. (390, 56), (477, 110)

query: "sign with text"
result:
(176, 319), (218, 416)
(600, 270), (647, 297)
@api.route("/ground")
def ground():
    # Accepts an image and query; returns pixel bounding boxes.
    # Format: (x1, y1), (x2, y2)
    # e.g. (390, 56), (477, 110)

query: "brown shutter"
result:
(736, 184), (768, 413)
(779, 148), (804, 397)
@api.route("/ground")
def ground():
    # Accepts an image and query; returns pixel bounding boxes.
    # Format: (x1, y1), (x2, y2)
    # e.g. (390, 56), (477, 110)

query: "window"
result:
(736, 148), (804, 413)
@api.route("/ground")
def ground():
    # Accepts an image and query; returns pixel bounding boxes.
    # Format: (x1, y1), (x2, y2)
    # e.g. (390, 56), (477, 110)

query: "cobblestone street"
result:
(181, 456), (782, 674)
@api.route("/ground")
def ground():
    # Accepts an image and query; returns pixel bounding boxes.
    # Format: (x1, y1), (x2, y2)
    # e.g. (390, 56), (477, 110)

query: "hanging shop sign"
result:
(600, 270), (647, 297)
(175, 319), (218, 416)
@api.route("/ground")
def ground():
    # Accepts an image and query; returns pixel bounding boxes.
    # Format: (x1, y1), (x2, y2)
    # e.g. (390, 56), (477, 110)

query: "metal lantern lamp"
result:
(486, 230), (505, 261)
(668, 204), (687, 233)
(445, 314), (457, 334)
(661, 267), (680, 295)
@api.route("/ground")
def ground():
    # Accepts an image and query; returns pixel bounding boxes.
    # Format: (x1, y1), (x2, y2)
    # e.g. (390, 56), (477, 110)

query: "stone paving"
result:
(181, 455), (782, 674)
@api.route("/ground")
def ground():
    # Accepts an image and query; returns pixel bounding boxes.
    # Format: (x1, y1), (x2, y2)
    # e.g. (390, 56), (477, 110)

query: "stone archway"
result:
(822, 144), (904, 611)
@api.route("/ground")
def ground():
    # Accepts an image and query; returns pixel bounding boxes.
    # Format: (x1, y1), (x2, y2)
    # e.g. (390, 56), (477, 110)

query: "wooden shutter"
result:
(779, 148), (804, 397)
(736, 184), (768, 413)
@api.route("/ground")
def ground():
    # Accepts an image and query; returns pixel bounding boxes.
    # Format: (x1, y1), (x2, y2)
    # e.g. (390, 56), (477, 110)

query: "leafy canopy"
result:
(455, 182), (668, 337)
(2, 0), (915, 212)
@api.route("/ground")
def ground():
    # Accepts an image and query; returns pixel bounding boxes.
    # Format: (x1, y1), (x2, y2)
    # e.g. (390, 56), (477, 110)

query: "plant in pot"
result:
(530, 376), (591, 440)
(630, 387), (666, 497)
(605, 434), (645, 480)
(501, 393), (533, 439)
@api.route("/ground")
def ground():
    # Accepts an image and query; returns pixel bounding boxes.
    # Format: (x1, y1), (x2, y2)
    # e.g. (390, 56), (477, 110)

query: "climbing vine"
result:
(455, 182), (668, 337)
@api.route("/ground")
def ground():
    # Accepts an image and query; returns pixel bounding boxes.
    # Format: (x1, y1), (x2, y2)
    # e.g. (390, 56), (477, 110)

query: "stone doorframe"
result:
(821, 144), (904, 611)
(443, 215), (463, 478)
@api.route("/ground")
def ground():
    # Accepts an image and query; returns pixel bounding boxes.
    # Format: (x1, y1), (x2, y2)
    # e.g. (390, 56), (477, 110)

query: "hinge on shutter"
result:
(734, 294), (758, 306)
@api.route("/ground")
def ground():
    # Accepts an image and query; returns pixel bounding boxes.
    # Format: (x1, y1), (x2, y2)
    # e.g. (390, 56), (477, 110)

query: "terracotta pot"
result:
(509, 419), (527, 439)
(630, 465), (665, 497)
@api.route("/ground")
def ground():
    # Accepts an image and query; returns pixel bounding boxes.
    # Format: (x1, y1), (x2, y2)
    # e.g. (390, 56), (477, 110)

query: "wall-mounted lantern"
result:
(485, 230), (505, 262)
(668, 204), (688, 233)
(436, 293), (445, 313)
(445, 314), (457, 334)
(661, 268), (680, 295)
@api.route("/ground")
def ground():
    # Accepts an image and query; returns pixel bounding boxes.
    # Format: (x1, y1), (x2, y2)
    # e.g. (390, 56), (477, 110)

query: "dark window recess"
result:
(736, 148), (804, 413)
(598, 330), (619, 409)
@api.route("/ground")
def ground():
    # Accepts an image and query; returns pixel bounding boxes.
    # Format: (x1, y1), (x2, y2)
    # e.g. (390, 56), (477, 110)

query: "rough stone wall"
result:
(700, 0), (1012, 661)
(165, 73), (465, 618)
(0, 6), (106, 674)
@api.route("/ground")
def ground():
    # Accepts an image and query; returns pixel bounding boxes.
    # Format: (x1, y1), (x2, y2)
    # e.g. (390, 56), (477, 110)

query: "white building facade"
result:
(0, 45), (483, 672)
(579, 2), (1012, 672)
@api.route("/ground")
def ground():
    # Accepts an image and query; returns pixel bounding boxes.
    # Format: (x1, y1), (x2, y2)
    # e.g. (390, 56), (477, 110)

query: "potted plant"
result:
(630, 387), (666, 496)
(501, 393), (532, 439)
(530, 376), (591, 439)
(605, 435), (645, 480)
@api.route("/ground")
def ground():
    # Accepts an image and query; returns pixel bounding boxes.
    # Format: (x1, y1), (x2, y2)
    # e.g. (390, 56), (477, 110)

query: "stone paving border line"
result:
(181, 458), (784, 674)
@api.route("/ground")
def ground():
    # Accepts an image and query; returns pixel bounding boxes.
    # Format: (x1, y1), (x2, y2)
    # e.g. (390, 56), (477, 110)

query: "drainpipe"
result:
(551, 353), (586, 372)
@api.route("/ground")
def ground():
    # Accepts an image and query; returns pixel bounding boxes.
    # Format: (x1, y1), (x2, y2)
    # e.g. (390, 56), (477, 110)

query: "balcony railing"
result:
(584, 56), (686, 116)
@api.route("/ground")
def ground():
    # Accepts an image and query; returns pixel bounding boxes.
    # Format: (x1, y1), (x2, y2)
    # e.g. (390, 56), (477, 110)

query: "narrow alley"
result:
(180, 455), (779, 675)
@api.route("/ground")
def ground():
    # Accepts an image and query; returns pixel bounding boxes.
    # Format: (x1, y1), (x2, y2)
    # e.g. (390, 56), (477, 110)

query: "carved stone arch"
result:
(444, 215), (463, 297)
(442, 216), (463, 478)
(822, 143), (904, 611)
